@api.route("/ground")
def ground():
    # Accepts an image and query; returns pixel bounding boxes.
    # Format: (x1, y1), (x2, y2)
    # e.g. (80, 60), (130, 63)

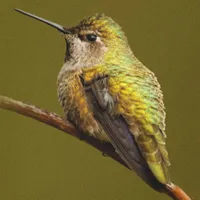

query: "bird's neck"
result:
(59, 42), (138, 79)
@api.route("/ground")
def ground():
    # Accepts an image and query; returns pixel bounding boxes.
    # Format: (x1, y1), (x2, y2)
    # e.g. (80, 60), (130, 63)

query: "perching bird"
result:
(58, 13), (170, 187)
(14, 9), (191, 200)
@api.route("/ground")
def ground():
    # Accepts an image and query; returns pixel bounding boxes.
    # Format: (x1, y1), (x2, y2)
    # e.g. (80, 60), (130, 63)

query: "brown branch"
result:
(0, 95), (192, 200)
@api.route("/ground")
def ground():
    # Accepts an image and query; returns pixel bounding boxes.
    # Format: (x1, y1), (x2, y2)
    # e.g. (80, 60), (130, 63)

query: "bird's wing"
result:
(83, 75), (170, 188)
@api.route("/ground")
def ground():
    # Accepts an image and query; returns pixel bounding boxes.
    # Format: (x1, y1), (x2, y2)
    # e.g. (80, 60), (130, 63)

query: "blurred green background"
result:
(0, 0), (199, 199)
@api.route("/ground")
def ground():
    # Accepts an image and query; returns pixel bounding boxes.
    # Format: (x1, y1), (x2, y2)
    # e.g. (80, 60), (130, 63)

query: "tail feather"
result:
(136, 133), (170, 184)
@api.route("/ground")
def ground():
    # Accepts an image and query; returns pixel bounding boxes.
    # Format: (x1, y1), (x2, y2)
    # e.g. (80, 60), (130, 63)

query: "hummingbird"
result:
(14, 9), (191, 200)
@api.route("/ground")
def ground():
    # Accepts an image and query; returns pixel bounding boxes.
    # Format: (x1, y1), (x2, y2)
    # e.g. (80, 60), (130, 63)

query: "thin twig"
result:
(0, 95), (126, 166)
(0, 95), (192, 200)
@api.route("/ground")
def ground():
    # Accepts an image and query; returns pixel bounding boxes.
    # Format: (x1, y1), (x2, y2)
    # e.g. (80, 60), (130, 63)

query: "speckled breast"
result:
(57, 69), (109, 141)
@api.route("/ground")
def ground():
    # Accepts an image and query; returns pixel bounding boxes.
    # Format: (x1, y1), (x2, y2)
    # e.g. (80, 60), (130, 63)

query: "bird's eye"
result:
(86, 34), (97, 42)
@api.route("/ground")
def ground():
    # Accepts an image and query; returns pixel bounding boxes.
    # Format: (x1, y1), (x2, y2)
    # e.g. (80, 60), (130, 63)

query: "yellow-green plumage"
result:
(57, 13), (171, 186)
(82, 61), (170, 184)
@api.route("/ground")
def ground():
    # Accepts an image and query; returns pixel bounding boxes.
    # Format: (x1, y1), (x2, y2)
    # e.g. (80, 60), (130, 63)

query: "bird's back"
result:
(107, 63), (171, 184)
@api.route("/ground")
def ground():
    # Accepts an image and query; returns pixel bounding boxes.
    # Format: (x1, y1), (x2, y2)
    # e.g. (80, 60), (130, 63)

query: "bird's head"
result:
(15, 9), (132, 68)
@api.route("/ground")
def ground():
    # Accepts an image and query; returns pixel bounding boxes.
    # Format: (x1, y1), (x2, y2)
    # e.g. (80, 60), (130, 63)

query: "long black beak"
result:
(14, 8), (71, 34)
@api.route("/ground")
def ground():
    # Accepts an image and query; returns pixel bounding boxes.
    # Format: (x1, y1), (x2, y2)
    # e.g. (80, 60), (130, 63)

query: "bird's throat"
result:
(64, 40), (71, 62)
